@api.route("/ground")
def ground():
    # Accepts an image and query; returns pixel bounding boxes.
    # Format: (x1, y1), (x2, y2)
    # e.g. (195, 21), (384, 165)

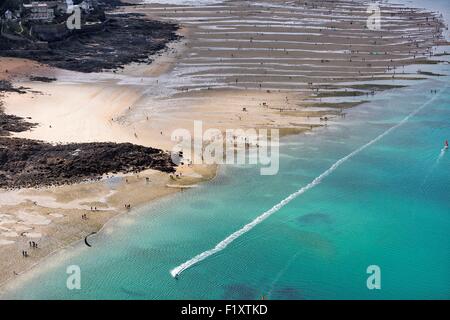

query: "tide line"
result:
(170, 87), (446, 278)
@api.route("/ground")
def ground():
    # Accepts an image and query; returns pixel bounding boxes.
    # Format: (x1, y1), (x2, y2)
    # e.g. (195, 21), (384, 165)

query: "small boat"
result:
(445, 140), (449, 150)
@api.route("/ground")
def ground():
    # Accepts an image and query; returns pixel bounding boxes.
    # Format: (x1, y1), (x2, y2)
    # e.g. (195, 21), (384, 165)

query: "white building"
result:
(23, 2), (55, 22)
(4, 10), (13, 20)
(80, 1), (93, 12)
(57, 0), (73, 13)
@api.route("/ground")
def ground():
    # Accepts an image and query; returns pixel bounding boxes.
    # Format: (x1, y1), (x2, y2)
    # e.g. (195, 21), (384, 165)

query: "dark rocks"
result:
(0, 80), (175, 189)
(0, 80), (27, 94)
(29, 76), (57, 83)
(0, 112), (37, 136)
(0, 14), (180, 73)
(0, 80), (37, 136)
(0, 137), (176, 189)
(0, 3), (180, 189)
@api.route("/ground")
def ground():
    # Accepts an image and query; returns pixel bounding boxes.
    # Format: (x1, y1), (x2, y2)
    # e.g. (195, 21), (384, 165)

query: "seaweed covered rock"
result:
(0, 137), (176, 189)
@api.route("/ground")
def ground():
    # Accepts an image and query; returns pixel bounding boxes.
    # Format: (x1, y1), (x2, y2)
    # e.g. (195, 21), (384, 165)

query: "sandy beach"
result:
(0, 0), (447, 290)
(0, 54), (215, 286)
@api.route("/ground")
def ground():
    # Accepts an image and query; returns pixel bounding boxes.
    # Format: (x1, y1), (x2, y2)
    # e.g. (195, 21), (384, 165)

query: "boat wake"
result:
(438, 147), (447, 162)
(170, 88), (446, 278)
(437, 151), (445, 165)
(421, 147), (448, 189)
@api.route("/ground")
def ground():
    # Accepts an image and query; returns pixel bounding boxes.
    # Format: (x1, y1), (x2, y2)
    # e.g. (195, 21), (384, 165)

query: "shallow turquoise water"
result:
(5, 0), (450, 296)
(3, 64), (449, 299)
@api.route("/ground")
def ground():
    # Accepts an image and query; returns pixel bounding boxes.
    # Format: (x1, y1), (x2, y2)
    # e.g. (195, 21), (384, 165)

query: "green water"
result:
(4, 0), (450, 296)
(2, 66), (449, 299)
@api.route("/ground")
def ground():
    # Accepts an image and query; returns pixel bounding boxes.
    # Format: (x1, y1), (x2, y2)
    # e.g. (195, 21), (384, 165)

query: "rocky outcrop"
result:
(0, 81), (175, 189)
(0, 80), (36, 136)
(0, 14), (180, 73)
(0, 137), (176, 189)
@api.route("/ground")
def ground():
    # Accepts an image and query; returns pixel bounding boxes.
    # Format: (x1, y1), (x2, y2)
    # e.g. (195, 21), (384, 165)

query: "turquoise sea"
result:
(3, 65), (449, 299)
(1, 1), (449, 300)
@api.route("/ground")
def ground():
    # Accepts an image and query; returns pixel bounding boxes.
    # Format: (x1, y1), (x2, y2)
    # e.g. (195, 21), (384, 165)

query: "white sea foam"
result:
(421, 147), (448, 188)
(170, 87), (446, 278)
(437, 147), (447, 162)
(141, 0), (223, 5)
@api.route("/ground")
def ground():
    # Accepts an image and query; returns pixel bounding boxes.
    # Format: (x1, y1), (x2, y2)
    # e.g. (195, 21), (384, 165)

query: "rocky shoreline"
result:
(0, 137), (176, 189)
(1, 78), (176, 190)
(0, 1), (181, 189)
(0, 13), (180, 73)
(0, 80), (36, 136)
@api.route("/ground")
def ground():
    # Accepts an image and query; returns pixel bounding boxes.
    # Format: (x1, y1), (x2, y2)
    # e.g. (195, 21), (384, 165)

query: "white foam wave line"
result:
(420, 147), (447, 190)
(170, 88), (446, 278)
(178, 62), (387, 70)
(191, 47), (352, 54)
(177, 70), (387, 77)
(176, 75), (417, 84)
(144, 4), (434, 21)
(195, 31), (323, 36)
(193, 38), (412, 47)
(438, 148), (447, 161)
(183, 56), (420, 62)
(191, 18), (419, 26)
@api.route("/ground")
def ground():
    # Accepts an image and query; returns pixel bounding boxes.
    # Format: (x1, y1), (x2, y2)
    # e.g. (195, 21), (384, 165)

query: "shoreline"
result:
(0, 163), (220, 292)
(1, 0), (448, 294)
(0, 47), (217, 287)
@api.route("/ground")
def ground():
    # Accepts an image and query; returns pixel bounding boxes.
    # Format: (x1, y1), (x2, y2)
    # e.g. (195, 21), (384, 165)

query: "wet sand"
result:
(121, 0), (445, 139)
(0, 54), (215, 286)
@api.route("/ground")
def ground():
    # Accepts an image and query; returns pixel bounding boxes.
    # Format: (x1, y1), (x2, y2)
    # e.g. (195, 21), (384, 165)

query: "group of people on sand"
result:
(29, 241), (38, 249)
(21, 241), (38, 258)
(170, 172), (183, 180)
(124, 204), (132, 210)
(81, 213), (88, 220)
